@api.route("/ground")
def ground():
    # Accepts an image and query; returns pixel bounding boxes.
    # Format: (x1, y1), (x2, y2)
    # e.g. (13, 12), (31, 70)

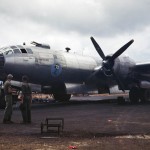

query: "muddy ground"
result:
(0, 96), (150, 150)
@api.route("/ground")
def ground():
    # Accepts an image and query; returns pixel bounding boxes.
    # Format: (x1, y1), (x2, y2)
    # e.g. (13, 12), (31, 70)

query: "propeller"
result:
(90, 37), (106, 60)
(90, 37), (134, 91)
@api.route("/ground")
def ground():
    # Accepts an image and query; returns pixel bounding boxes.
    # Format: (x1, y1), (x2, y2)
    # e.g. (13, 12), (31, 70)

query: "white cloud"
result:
(0, 0), (150, 62)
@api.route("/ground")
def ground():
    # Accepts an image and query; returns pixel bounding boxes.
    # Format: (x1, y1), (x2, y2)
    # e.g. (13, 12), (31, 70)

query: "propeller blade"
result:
(112, 39), (134, 60)
(90, 37), (106, 60)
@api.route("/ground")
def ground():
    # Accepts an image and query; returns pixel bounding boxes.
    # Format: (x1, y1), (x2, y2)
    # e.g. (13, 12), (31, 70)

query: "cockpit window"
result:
(17, 45), (32, 54)
(4, 50), (13, 55)
(26, 48), (33, 54)
(10, 46), (17, 49)
(20, 49), (27, 53)
(13, 49), (21, 54)
(0, 45), (33, 55)
(0, 47), (13, 55)
(17, 45), (24, 49)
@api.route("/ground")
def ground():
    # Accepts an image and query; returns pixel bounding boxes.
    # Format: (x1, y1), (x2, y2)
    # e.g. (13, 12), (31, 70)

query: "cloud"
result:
(0, 0), (150, 62)
(1, 0), (150, 36)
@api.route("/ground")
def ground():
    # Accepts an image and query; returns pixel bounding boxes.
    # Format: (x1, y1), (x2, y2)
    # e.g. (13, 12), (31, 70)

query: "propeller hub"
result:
(102, 56), (114, 71)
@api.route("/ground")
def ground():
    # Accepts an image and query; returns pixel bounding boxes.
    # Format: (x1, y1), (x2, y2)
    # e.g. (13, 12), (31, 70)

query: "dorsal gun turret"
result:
(31, 41), (50, 49)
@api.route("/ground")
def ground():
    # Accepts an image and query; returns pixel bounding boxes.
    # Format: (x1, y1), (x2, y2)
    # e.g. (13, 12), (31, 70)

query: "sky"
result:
(0, 0), (150, 62)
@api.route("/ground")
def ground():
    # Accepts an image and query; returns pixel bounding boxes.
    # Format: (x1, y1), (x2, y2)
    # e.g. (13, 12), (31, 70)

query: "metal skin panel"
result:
(113, 56), (135, 78)
(134, 62), (150, 79)
(63, 53), (98, 83)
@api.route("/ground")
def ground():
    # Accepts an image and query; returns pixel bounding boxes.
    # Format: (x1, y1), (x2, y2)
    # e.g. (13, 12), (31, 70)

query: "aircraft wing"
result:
(133, 62), (150, 88)
(11, 80), (41, 92)
(134, 62), (150, 78)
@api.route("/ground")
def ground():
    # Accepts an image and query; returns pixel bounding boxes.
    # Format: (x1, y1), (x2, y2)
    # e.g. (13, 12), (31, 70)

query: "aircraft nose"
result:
(0, 53), (4, 67)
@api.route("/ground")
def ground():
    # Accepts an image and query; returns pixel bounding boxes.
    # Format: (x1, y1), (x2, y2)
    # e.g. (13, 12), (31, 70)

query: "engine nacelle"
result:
(114, 56), (135, 79)
(140, 81), (150, 88)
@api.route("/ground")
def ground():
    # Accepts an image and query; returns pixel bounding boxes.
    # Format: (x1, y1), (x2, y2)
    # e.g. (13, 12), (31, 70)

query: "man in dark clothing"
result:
(3, 74), (14, 124)
(20, 75), (32, 124)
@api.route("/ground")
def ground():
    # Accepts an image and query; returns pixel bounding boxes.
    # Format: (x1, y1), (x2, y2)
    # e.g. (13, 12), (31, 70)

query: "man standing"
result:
(20, 75), (32, 124)
(3, 74), (14, 124)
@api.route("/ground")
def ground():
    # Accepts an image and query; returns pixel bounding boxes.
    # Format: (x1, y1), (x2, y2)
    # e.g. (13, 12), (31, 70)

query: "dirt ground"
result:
(0, 96), (150, 150)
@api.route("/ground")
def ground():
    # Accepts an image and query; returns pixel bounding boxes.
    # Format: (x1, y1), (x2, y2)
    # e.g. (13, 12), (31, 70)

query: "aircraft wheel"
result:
(0, 90), (6, 109)
(140, 89), (150, 103)
(129, 87), (140, 104)
(52, 94), (71, 102)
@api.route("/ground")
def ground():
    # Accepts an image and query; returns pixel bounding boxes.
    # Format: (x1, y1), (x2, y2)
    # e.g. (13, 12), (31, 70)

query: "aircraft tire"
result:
(129, 87), (140, 104)
(140, 89), (150, 103)
(52, 94), (71, 102)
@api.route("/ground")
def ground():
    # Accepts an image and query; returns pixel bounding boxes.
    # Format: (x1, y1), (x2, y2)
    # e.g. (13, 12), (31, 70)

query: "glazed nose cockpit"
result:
(0, 53), (5, 67)
(0, 52), (5, 80)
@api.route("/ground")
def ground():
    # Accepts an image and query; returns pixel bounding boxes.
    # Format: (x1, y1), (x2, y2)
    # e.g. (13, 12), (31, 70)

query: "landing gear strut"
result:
(129, 87), (150, 104)
(129, 87), (140, 104)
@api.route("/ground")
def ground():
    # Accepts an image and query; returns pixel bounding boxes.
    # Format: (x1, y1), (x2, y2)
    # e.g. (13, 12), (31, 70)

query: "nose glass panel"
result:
(0, 53), (4, 67)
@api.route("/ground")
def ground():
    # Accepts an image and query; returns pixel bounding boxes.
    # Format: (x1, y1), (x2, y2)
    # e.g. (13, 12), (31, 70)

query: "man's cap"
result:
(7, 74), (13, 79)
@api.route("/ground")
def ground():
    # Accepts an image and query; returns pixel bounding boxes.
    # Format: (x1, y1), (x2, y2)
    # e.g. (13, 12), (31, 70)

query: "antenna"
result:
(65, 47), (71, 52)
